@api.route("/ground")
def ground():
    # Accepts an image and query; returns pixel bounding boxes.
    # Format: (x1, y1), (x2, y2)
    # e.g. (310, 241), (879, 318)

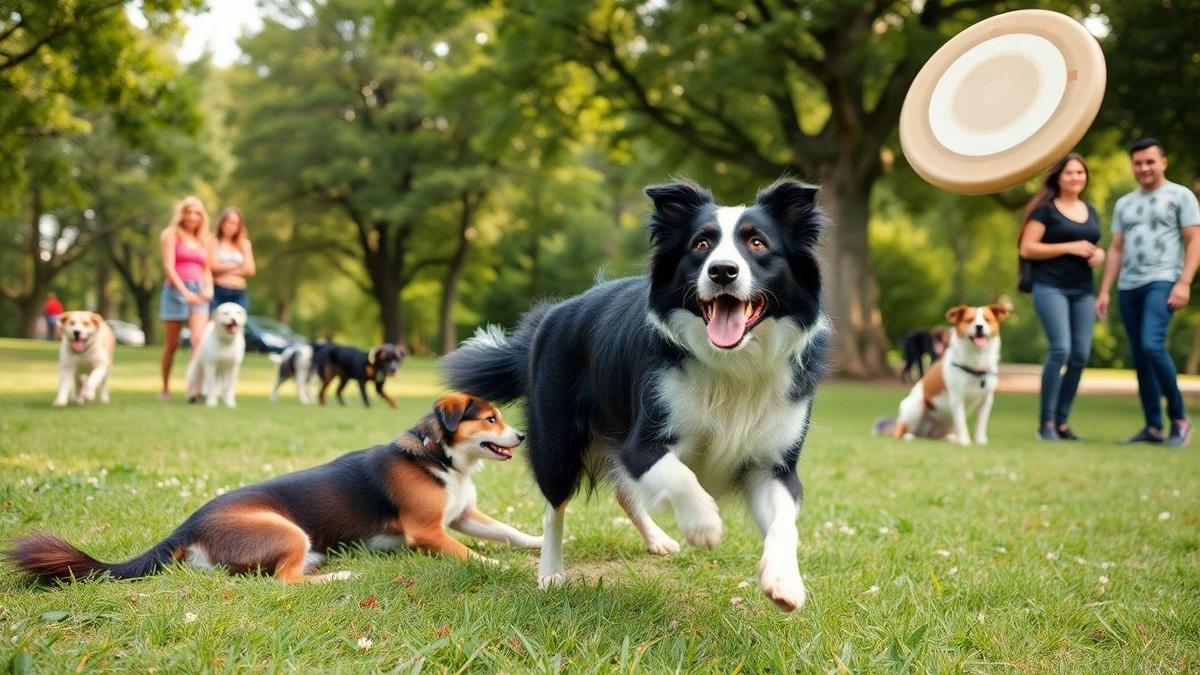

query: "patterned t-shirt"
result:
(1111, 181), (1200, 290)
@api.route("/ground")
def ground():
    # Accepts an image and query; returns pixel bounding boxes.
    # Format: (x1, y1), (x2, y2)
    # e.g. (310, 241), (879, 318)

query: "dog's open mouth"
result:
(70, 338), (87, 352)
(700, 294), (766, 349)
(223, 321), (239, 335)
(481, 441), (514, 460)
(971, 335), (989, 347)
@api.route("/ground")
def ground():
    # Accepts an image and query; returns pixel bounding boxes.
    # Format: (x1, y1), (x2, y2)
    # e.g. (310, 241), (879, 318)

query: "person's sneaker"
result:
(1056, 426), (1083, 441)
(1037, 425), (1059, 441)
(1166, 421), (1192, 448)
(1119, 427), (1164, 444)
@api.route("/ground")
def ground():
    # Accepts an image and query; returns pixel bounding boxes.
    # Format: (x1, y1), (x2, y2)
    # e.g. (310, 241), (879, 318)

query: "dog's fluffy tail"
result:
(6, 531), (186, 584)
(441, 303), (552, 405)
(873, 417), (897, 437)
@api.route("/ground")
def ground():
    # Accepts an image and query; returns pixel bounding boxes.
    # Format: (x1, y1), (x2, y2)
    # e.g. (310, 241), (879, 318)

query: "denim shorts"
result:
(210, 285), (249, 312)
(160, 280), (208, 321)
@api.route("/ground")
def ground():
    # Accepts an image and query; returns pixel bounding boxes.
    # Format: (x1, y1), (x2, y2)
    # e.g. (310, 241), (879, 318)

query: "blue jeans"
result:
(1118, 280), (1185, 430)
(1032, 283), (1094, 426)
(210, 285), (249, 312)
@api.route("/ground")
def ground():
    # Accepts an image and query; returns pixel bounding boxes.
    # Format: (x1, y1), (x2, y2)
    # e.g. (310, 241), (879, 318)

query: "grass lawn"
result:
(0, 337), (1197, 672)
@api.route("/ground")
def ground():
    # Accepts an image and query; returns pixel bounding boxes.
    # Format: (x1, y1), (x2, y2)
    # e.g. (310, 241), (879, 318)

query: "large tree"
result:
(486, 0), (1089, 375)
(0, 2), (201, 336)
(233, 0), (509, 345)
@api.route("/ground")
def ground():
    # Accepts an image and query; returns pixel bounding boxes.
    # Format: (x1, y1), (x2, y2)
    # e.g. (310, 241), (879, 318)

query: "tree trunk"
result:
(1187, 323), (1200, 375)
(375, 278), (405, 347)
(820, 162), (890, 378)
(439, 193), (476, 355)
(135, 289), (156, 345)
(18, 295), (41, 339)
(95, 251), (115, 318)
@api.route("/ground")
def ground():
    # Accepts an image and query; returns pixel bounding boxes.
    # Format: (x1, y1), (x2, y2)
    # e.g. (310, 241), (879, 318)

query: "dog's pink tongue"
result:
(707, 297), (747, 348)
(71, 339), (85, 352)
(972, 335), (988, 347)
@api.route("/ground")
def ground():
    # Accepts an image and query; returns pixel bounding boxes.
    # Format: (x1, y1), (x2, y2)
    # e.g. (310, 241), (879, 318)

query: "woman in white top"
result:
(208, 207), (256, 311)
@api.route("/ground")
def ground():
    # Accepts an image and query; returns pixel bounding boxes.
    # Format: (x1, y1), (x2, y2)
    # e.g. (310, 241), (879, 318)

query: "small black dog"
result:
(313, 342), (406, 408)
(900, 327), (949, 383)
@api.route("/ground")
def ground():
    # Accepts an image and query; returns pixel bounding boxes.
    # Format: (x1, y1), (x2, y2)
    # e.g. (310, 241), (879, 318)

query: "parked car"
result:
(245, 315), (308, 353)
(181, 315), (306, 353)
(106, 319), (146, 347)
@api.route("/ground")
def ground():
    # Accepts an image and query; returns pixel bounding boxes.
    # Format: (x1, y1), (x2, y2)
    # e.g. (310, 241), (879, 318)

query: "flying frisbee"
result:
(899, 9), (1106, 195)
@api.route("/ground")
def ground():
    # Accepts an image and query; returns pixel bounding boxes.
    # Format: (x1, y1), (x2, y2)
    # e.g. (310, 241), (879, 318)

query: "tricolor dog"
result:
(53, 311), (116, 407)
(7, 394), (540, 584)
(186, 302), (247, 407)
(444, 179), (829, 611)
(270, 343), (315, 405)
(880, 301), (1010, 445)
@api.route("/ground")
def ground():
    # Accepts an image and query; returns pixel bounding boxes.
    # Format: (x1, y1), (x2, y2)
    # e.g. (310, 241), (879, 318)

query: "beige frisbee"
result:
(899, 9), (1106, 195)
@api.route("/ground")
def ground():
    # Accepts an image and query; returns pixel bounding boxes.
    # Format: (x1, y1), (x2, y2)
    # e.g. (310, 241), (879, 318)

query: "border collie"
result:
(443, 179), (830, 611)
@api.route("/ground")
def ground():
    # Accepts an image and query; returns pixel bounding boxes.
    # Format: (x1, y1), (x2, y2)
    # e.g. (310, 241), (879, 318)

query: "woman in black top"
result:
(1019, 153), (1105, 440)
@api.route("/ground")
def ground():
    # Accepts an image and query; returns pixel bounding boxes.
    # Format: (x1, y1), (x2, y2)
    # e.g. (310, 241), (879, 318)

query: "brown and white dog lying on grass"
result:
(53, 311), (116, 407)
(876, 300), (1011, 445)
(7, 394), (541, 584)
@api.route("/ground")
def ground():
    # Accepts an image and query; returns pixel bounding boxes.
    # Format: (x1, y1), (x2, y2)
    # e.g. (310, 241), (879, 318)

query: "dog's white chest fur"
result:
(655, 317), (818, 493)
(431, 466), (478, 527)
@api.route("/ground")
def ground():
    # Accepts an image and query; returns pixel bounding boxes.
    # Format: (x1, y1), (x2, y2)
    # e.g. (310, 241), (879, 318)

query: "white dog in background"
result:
(54, 311), (116, 407)
(269, 343), (314, 405)
(187, 302), (247, 408)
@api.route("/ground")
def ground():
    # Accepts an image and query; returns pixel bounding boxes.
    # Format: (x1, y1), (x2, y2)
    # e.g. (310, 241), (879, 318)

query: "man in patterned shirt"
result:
(1096, 138), (1200, 447)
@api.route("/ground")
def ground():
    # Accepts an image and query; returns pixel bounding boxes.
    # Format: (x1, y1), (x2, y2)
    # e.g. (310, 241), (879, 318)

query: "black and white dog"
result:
(443, 180), (829, 611)
(269, 343), (314, 404)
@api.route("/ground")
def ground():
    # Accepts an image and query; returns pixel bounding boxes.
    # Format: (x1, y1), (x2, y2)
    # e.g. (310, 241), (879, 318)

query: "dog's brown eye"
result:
(487, 415), (496, 424)
(694, 240), (710, 252)
(748, 237), (767, 252)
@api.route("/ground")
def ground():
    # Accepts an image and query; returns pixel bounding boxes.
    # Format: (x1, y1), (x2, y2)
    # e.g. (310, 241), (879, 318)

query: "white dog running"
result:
(54, 311), (116, 407)
(187, 302), (247, 407)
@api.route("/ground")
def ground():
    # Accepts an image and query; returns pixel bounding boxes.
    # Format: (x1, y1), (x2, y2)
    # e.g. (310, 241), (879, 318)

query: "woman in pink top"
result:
(159, 196), (214, 400)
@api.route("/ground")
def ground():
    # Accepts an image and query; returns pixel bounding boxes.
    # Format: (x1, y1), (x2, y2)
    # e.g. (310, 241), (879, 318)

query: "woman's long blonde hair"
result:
(214, 206), (247, 246)
(169, 196), (210, 241)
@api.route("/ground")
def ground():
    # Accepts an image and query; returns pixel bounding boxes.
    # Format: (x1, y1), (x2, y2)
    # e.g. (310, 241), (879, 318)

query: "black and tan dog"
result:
(313, 342), (406, 408)
(7, 394), (541, 585)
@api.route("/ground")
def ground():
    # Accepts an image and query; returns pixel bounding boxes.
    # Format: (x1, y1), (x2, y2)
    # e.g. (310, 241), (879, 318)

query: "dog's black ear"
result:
(644, 181), (713, 243)
(755, 179), (822, 246)
(435, 393), (472, 433)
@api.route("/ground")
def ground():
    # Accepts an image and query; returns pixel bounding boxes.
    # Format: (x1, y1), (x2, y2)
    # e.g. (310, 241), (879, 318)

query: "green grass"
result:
(0, 337), (1197, 672)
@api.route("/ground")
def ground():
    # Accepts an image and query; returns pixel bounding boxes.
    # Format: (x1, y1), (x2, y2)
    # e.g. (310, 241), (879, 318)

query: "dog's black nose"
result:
(516, 432), (527, 443)
(707, 262), (739, 286)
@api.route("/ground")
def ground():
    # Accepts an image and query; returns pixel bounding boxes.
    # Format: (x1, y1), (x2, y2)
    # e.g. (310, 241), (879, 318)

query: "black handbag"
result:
(1017, 256), (1034, 293)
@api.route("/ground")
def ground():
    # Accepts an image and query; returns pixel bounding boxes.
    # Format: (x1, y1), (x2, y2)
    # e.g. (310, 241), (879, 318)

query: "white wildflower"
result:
(183, 612), (198, 624)
(357, 636), (373, 649)
(1158, 512), (1170, 521)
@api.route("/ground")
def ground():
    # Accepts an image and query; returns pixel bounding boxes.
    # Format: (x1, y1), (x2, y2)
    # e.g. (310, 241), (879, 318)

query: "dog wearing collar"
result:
(53, 311), (116, 407)
(7, 394), (541, 584)
(314, 342), (406, 408)
(878, 301), (1011, 445)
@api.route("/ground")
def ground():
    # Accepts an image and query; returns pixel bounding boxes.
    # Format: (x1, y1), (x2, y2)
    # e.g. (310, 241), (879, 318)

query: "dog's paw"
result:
(80, 387), (96, 402)
(205, 397), (218, 408)
(758, 559), (806, 612)
(676, 493), (723, 549)
(644, 530), (681, 555)
(974, 434), (989, 445)
(52, 397), (68, 408)
(310, 570), (355, 583)
(537, 572), (566, 590)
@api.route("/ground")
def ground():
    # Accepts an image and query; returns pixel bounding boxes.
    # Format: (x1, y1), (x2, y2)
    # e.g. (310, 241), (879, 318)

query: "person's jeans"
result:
(1118, 280), (1185, 430)
(210, 285), (249, 312)
(1032, 283), (1095, 427)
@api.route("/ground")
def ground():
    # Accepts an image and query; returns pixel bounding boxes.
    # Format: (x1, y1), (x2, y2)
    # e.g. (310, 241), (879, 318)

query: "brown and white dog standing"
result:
(7, 394), (541, 584)
(53, 311), (116, 407)
(879, 301), (1011, 445)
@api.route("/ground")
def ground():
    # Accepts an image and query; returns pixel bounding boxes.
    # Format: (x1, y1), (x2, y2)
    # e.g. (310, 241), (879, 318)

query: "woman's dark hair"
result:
(1021, 152), (1089, 225)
